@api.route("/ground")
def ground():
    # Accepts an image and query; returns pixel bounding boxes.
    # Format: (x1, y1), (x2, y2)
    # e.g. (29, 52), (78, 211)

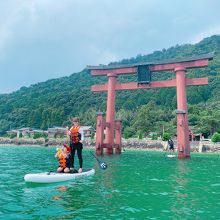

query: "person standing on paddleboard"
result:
(66, 117), (84, 173)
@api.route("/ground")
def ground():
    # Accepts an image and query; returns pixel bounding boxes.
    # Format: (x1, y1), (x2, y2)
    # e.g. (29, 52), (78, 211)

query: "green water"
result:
(0, 146), (220, 219)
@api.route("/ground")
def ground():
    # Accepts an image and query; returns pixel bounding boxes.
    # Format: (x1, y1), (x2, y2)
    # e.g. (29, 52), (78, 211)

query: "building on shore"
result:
(6, 127), (46, 138)
(48, 127), (66, 138)
(6, 126), (95, 139)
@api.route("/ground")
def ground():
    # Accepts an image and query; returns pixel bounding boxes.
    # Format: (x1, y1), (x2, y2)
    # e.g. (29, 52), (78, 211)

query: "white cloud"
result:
(0, 0), (220, 93)
(190, 25), (220, 44)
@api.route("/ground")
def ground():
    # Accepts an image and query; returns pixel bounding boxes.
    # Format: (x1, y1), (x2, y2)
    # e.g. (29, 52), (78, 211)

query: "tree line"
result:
(1, 35), (220, 139)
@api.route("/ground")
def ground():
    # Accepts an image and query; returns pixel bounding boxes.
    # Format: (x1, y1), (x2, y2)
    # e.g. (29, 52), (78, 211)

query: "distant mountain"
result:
(1, 35), (220, 138)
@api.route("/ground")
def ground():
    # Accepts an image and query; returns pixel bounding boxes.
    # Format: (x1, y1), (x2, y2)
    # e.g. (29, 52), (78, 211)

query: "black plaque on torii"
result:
(137, 65), (151, 84)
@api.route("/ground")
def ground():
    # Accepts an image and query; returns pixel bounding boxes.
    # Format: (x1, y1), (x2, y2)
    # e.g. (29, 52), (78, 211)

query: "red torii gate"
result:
(87, 53), (213, 158)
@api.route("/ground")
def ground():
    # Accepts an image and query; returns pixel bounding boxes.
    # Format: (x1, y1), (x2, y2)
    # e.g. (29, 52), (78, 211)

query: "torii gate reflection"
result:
(87, 53), (213, 159)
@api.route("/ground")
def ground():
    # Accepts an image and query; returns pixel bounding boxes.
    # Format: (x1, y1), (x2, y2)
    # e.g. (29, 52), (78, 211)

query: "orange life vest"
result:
(58, 154), (67, 168)
(58, 153), (71, 168)
(69, 126), (80, 143)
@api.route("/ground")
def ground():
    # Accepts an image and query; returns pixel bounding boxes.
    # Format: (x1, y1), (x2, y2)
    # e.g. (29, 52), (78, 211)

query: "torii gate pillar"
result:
(175, 67), (190, 158)
(95, 112), (105, 155)
(105, 73), (117, 154)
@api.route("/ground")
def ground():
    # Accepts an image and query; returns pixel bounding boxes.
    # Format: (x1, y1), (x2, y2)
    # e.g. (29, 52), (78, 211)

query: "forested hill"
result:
(1, 35), (220, 138)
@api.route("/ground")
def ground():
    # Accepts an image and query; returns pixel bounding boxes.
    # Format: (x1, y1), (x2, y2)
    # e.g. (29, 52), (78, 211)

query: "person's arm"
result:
(66, 126), (70, 136)
(55, 149), (62, 158)
(79, 127), (84, 142)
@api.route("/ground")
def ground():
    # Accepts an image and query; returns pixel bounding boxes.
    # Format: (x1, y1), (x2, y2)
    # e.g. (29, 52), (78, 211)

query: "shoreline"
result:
(1, 137), (220, 153)
(1, 144), (220, 155)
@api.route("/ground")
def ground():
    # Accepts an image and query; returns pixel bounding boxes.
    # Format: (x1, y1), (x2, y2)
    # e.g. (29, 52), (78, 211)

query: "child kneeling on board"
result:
(55, 144), (72, 173)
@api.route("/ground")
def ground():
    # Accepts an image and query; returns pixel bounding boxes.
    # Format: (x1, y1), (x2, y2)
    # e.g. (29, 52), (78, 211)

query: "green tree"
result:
(211, 132), (220, 143)
(123, 127), (135, 139)
(162, 133), (171, 141)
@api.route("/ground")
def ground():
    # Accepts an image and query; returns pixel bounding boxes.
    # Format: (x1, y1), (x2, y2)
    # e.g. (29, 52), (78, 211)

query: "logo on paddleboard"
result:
(100, 162), (107, 169)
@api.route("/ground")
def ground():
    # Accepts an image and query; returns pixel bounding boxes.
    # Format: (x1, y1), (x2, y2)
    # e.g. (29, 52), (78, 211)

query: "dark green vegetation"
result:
(211, 132), (220, 143)
(1, 35), (220, 138)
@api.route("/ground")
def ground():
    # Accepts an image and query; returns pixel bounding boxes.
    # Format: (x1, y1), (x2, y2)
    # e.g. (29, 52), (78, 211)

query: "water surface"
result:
(0, 146), (220, 219)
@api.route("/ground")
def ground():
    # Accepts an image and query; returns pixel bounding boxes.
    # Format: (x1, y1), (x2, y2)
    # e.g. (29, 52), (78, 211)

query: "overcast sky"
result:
(0, 0), (220, 94)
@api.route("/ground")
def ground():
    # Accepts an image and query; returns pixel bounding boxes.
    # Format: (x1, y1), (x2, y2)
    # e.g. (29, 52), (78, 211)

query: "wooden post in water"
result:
(105, 73), (117, 154)
(95, 112), (105, 155)
(175, 66), (190, 158)
(115, 120), (122, 154)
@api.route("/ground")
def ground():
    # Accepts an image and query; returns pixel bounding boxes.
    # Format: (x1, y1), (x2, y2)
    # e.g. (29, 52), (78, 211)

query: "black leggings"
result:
(70, 142), (83, 168)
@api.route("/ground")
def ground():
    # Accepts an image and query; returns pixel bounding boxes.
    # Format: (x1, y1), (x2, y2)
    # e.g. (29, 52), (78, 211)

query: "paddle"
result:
(58, 142), (108, 170)
(90, 152), (108, 170)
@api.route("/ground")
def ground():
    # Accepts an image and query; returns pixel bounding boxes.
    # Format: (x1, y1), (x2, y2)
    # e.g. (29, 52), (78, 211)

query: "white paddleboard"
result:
(167, 154), (176, 158)
(24, 168), (95, 183)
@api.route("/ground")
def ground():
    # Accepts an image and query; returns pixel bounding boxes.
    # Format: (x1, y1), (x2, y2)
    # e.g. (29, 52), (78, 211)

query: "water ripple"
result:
(0, 147), (220, 219)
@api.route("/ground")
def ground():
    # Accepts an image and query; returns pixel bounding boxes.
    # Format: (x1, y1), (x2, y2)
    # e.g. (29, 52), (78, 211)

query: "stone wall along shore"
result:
(1, 137), (220, 153)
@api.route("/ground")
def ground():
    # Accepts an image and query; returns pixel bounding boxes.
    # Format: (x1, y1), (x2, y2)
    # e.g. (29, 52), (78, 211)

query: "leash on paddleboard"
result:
(90, 152), (107, 170)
